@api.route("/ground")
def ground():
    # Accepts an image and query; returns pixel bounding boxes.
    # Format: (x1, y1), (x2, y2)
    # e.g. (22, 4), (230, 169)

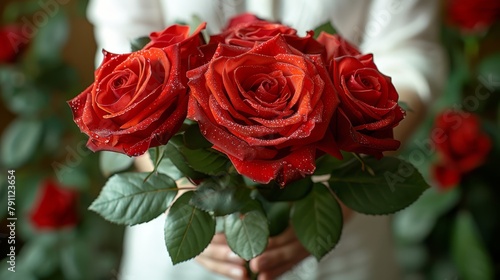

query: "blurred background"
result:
(0, 0), (499, 279)
(0, 1), (124, 279)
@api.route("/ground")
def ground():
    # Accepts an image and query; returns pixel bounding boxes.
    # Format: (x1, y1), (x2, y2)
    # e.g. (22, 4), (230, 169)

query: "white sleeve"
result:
(359, 0), (447, 104)
(87, 0), (165, 65)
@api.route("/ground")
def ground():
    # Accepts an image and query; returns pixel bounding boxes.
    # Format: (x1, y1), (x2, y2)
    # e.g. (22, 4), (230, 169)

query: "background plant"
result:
(393, 1), (500, 279)
(0, 1), (124, 279)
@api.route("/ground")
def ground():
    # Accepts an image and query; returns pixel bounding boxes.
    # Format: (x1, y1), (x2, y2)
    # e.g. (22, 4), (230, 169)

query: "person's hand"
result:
(196, 199), (354, 280)
(249, 226), (310, 280)
(196, 233), (247, 279)
(250, 200), (354, 280)
(196, 227), (310, 280)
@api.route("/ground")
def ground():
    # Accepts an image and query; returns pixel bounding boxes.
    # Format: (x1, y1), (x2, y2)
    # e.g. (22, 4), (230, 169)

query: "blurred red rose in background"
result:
(431, 111), (492, 189)
(447, 0), (500, 32)
(30, 180), (79, 230)
(0, 25), (28, 63)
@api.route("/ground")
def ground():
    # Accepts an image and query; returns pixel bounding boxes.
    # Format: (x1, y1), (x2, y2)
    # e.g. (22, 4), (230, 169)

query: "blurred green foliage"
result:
(0, 1), (123, 279)
(395, 11), (500, 280)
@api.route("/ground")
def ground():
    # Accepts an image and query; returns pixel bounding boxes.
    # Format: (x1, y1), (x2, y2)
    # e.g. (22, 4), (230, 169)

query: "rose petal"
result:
(228, 146), (316, 186)
(336, 109), (400, 158)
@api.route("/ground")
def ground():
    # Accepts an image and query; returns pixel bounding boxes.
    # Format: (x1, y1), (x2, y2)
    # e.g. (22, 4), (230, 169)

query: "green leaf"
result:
(53, 165), (90, 190)
(165, 134), (229, 177)
(265, 202), (291, 237)
(0, 267), (35, 280)
(224, 204), (269, 260)
(148, 147), (183, 180)
(131, 36), (151, 52)
(0, 68), (50, 116)
(291, 183), (342, 260)
(89, 172), (177, 225)
(429, 258), (457, 280)
(396, 243), (428, 271)
(165, 135), (206, 180)
(165, 191), (215, 264)
(16, 234), (59, 277)
(10, 85), (50, 116)
(183, 124), (212, 149)
(394, 187), (460, 243)
(398, 101), (414, 113)
(313, 21), (337, 37)
(60, 240), (89, 280)
(41, 116), (64, 154)
(477, 53), (500, 92)
(33, 10), (69, 63)
(1, 118), (43, 168)
(99, 151), (134, 177)
(258, 177), (313, 202)
(452, 211), (494, 280)
(156, 157), (184, 180)
(329, 157), (429, 215)
(314, 153), (347, 175)
(182, 146), (229, 176)
(149, 146), (166, 166)
(190, 177), (251, 216)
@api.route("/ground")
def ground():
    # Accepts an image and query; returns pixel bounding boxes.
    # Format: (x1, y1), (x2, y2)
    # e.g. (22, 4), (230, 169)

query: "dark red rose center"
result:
(236, 67), (291, 118)
(95, 69), (138, 113)
(112, 75), (128, 90)
(248, 74), (280, 102)
(345, 72), (384, 107)
(95, 57), (167, 115)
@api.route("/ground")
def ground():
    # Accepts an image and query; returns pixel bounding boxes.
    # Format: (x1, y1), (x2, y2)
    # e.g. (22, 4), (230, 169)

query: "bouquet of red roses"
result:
(68, 14), (428, 265)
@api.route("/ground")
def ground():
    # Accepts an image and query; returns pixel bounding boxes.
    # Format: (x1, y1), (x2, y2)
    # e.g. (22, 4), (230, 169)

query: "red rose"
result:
(68, 24), (204, 156)
(284, 30), (326, 56)
(210, 15), (297, 48)
(0, 25), (28, 63)
(431, 111), (492, 189)
(144, 23), (206, 55)
(431, 165), (461, 190)
(225, 13), (262, 28)
(447, 0), (500, 32)
(30, 180), (79, 230)
(211, 14), (325, 59)
(187, 35), (340, 186)
(317, 32), (360, 62)
(331, 54), (405, 158)
(211, 13), (325, 56)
